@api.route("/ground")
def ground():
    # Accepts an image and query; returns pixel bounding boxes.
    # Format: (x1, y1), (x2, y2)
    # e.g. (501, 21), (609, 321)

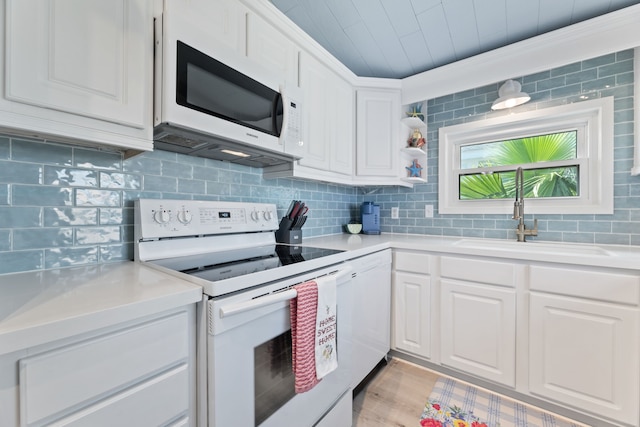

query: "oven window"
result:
(254, 330), (295, 426)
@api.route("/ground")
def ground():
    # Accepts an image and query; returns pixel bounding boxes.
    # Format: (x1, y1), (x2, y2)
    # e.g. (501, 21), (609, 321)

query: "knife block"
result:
(275, 216), (302, 244)
(276, 228), (302, 244)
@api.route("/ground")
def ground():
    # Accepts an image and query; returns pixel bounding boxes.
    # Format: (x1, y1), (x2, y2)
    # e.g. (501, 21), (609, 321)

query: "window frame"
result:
(438, 97), (614, 215)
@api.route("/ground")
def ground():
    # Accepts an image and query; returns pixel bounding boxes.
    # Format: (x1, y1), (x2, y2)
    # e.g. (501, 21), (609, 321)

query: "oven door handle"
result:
(219, 266), (352, 318)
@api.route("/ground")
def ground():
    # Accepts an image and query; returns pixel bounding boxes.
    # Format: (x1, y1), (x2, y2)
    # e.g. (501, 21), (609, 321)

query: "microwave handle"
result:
(219, 266), (352, 318)
(273, 91), (284, 137)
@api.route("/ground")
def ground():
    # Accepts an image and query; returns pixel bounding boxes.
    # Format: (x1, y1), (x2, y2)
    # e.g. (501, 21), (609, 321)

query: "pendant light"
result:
(491, 79), (530, 110)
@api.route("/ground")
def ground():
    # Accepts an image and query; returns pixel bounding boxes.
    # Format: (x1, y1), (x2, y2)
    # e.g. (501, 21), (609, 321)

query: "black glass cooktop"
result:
(180, 245), (344, 282)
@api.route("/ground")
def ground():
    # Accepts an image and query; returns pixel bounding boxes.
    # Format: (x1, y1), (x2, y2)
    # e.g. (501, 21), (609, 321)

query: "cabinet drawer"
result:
(441, 256), (516, 287)
(53, 365), (189, 427)
(530, 265), (640, 305)
(393, 251), (431, 274)
(19, 311), (189, 426)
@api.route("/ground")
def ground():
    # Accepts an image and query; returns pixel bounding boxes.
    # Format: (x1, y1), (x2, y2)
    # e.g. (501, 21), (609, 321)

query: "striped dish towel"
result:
(290, 280), (321, 393)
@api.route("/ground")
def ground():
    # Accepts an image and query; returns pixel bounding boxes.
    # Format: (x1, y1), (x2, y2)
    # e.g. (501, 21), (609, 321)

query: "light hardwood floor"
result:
(352, 358), (440, 427)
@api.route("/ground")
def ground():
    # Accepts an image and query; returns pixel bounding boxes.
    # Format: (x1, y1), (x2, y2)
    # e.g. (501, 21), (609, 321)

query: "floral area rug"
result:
(420, 377), (583, 427)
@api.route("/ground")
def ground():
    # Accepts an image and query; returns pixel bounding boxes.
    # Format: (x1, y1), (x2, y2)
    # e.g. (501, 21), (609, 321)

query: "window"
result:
(438, 97), (613, 214)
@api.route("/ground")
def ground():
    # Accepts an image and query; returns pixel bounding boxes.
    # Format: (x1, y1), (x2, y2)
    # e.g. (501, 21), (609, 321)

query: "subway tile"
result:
(581, 76), (616, 92)
(0, 207), (42, 228)
(143, 175), (177, 193)
(0, 161), (42, 184)
(75, 189), (121, 207)
(598, 59), (633, 78)
(0, 251), (44, 274)
(561, 232), (595, 244)
(193, 165), (219, 181)
(594, 233), (629, 245)
(75, 226), (121, 244)
(550, 62), (581, 77)
(43, 166), (98, 187)
(123, 155), (162, 175)
(122, 190), (163, 205)
(44, 208), (98, 226)
(12, 139), (72, 165)
(45, 246), (98, 269)
(0, 230), (10, 251)
(0, 185), (8, 206)
(99, 243), (133, 262)
(99, 208), (132, 225)
(578, 221), (611, 233)
(178, 179), (206, 194)
(582, 53), (616, 69)
(100, 172), (141, 189)
(13, 228), (73, 250)
(161, 160), (192, 178)
(74, 148), (121, 170)
(206, 182), (231, 196)
(0, 137), (9, 159)
(12, 185), (72, 206)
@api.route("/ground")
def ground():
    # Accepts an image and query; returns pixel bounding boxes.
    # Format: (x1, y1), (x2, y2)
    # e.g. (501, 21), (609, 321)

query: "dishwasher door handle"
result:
(218, 266), (352, 319)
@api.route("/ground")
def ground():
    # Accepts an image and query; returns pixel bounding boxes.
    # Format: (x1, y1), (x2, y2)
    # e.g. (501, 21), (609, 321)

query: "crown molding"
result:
(401, 4), (640, 105)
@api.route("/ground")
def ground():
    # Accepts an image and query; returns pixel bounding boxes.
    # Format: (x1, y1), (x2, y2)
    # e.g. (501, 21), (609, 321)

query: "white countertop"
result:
(304, 233), (640, 271)
(2, 234), (638, 355)
(0, 261), (202, 355)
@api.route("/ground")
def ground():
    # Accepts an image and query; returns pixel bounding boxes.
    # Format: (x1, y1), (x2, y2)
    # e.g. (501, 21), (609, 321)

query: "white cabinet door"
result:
(529, 292), (639, 426)
(393, 271), (431, 359)
(6, 0), (149, 130)
(351, 251), (391, 388)
(356, 89), (400, 177)
(328, 74), (354, 176)
(441, 279), (516, 387)
(247, 13), (298, 87)
(296, 52), (354, 176)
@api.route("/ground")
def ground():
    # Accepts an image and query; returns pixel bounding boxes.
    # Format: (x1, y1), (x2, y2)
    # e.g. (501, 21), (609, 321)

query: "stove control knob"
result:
(177, 209), (192, 224)
(263, 210), (273, 221)
(153, 209), (171, 224)
(250, 210), (261, 222)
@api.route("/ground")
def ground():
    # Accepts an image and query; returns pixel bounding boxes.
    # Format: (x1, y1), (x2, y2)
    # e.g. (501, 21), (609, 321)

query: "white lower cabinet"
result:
(392, 251), (432, 359)
(2, 307), (196, 427)
(528, 265), (640, 426)
(391, 248), (640, 427)
(439, 256), (517, 387)
(440, 279), (516, 387)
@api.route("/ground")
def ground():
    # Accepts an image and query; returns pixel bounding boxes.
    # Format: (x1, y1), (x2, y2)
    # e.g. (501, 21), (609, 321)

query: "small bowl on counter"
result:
(345, 223), (362, 234)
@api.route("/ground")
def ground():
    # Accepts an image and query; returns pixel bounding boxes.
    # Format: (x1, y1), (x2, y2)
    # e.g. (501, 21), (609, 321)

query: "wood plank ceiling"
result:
(270, 0), (640, 79)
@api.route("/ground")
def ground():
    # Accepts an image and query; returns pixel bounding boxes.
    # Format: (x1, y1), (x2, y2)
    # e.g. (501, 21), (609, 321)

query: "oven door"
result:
(206, 265), (353, 427)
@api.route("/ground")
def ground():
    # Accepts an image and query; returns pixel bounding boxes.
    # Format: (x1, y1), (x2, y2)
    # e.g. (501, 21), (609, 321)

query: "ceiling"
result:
(269, 0), (640, 79)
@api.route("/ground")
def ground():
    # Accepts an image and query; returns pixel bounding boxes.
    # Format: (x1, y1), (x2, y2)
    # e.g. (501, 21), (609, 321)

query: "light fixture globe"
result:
(491, 79), (530, 110)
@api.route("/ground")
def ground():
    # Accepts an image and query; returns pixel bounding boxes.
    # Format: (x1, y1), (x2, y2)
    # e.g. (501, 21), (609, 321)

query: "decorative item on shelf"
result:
(406, 159), (423, 178)
(407, 128), (426, 148)
(405, 103), (425, 120)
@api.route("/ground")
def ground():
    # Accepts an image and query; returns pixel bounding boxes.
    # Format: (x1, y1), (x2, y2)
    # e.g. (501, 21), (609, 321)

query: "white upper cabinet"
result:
(355, 88), (404, 185)
(267, 51), (354, 181)
(2, 0), (153, 153)
(246, 12), (298, 87)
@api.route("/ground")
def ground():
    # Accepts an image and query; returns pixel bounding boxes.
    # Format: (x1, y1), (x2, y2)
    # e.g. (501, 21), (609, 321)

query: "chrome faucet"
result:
(513, 167), (538, 242)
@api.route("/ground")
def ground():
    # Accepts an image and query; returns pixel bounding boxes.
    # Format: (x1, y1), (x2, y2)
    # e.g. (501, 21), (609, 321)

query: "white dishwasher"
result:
(349, 249), (392, 388)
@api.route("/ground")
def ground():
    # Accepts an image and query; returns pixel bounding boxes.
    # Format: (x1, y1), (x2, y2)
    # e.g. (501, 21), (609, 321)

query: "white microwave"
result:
(153, 8), (302, 167)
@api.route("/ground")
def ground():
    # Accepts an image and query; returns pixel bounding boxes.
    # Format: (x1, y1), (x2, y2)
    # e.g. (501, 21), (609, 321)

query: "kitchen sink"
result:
(452, 239), (613, 257)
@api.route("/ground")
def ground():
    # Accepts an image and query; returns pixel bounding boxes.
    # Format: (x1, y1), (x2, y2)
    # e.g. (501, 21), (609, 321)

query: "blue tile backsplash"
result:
(368, 49), (639, 246)
(0, 49), (637, 275)
(0, 137), (357, 274)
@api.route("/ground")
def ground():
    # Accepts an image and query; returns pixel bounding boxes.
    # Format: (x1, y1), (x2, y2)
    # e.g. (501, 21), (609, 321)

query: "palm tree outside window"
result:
(459, 131), (579, 200)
